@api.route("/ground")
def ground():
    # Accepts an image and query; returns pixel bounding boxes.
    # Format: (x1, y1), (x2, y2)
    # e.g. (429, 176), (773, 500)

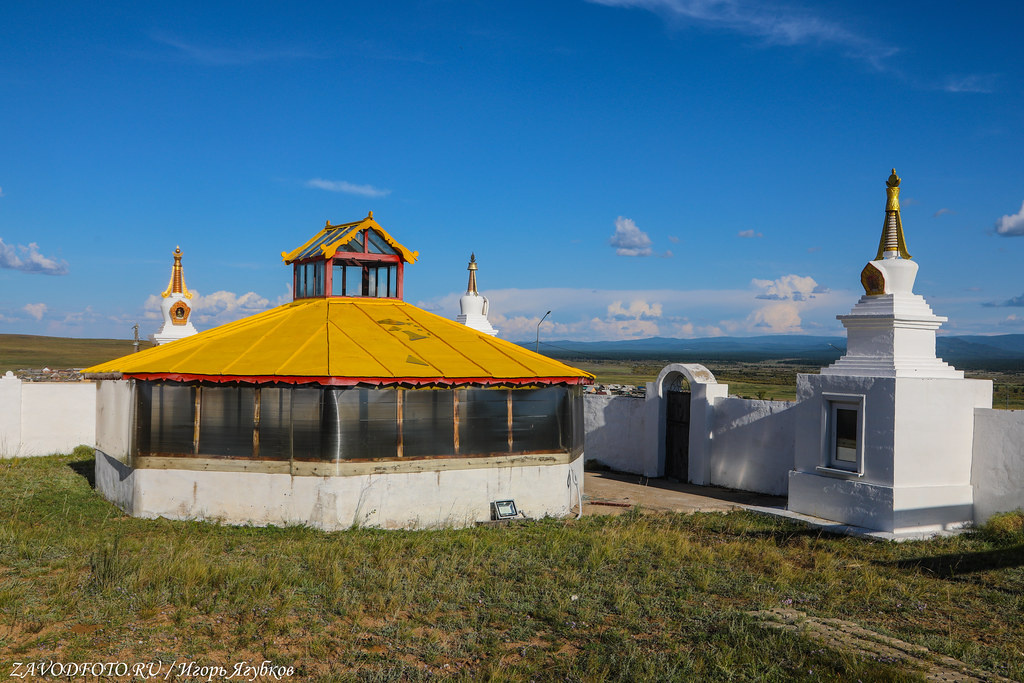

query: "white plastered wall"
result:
(709, 397), (796, 496)
(0, 372), (96, 457)
(583, 393), (653, 474)
(971, 408), (1024, 524)
(790, 373), (991, 533)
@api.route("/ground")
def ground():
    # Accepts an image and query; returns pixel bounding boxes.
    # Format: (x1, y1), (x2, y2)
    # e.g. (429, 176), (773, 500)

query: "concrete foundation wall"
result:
(0, 372), (96, 457)
(95, 450), (584, 530)
(583, 394), (653, 475)
(972, 409), (1024, 523)
(708, 398), (796, 496)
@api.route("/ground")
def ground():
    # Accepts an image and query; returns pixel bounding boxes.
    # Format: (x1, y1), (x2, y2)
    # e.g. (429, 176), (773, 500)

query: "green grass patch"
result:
(0, 334), (152, 372)
(2, 452), (1023, 680)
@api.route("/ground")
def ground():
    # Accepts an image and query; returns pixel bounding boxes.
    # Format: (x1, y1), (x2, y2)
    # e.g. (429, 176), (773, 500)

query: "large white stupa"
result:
(789, 169), (992, 536)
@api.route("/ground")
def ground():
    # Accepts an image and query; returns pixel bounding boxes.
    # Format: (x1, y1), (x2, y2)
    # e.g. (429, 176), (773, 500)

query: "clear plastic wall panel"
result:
(457, 389), (510, 455)
(375, 267), (389, 299)
(138, 382), (196, 455)
(366, 267), (378, 297)
(321, 388), (398, 460)
(512, 387), (566, 453)
(387, 265), (397, 297)
(198, 386), (255, 457)
(291, 387), (323, 459)
(344, 265), (363, 296)
(314, 261), (325, 296)
(332, 264), (347, 296)
(258, 387), (293, 460)
(403, 389), (455, 457)
(570, 386), (584, 451)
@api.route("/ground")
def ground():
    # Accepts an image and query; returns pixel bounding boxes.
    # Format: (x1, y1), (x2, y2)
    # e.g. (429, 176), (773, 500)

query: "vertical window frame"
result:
(819, 393), (865, 476)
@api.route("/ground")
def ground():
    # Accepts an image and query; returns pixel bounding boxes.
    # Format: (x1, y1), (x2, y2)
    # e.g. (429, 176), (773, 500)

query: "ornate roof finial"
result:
(466, 253), (479, 294)
(161, 246), (192, 299)
(874, 168), (911, 260)
(368, 210), (374, 220)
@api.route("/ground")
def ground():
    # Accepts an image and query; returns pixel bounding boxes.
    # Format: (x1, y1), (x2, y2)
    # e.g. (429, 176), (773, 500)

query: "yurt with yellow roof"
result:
(86, 213), (593, 529)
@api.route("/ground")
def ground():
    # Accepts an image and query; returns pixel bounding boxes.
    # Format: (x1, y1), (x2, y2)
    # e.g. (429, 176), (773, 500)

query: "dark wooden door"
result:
(665, 390), (690, 481)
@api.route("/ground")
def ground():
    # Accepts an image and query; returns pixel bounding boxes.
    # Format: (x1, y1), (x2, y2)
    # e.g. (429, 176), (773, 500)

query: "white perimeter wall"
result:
(0, 373), (96, 458)
(708, 398), (796, 496)
(583, 391), (795, 494)
(972, 408), (1024, 523)
(583, 394), (655, 475)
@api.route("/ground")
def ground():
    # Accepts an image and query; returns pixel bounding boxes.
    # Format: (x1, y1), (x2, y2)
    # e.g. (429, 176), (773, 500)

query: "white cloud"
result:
(418, 283), (854, 342)
(933, 208), (954, 218)
(995, 201), (1024, 236)
(752, 274), (824, 301)
(607, 300), (662, 320)
(738, 229), (763, 238)
(748, 301), (804, 333)
(942, 74), (996, 94)
(608, 216), (653, 256)
(23, 303), (47, 320)
(305, 178), (391, 198)
(151, 33), (314, 66)
(587, 0), (897, 68)
(145, 289), (287, 329)
(0, 186), (4, 197)
(0, 239), (69, 275)
(668, 235), (680, 243)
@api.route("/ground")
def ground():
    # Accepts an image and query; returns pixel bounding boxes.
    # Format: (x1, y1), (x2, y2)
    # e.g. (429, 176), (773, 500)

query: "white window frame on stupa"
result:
(818, 392), (866, 477)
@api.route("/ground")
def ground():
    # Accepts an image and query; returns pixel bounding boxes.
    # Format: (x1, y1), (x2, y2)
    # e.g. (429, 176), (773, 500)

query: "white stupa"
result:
(822, 169), (961, 379)
(455, 253), (498, 336)
(789, 169), (992, 536)
(151, 246), (199, 345)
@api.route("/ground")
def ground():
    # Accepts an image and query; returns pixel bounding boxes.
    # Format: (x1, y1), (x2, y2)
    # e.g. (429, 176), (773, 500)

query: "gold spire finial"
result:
(325, 219), (331, 228)
(161, 246), (193, 299)
(466, 253), (479, 294)
(874, 168), (911, 260)
(368, 210), (374, 220)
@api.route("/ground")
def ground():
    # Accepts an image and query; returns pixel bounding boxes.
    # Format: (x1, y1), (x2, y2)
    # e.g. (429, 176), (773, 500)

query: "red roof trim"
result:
(123, 373), (594, 387)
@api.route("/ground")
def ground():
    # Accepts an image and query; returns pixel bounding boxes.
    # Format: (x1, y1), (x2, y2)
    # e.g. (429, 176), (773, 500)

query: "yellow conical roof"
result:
(85, 298), (592, 386)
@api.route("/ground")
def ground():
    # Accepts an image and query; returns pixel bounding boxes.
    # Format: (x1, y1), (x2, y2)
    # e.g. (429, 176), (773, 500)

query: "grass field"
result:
(2, 451), (1023, 680)
(0, 334), (151, 373)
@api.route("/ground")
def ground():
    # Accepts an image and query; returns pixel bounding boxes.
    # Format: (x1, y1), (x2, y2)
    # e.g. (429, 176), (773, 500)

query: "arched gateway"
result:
(652, 363), (719, 482)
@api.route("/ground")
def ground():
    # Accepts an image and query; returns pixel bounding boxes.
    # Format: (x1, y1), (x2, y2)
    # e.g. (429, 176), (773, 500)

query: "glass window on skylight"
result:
(366, 230), (397, 255)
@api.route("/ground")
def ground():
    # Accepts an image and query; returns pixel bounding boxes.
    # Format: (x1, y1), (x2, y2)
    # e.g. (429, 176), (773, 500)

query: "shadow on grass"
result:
(883, 545), (1024, 578)
(67, 455), (96, 489)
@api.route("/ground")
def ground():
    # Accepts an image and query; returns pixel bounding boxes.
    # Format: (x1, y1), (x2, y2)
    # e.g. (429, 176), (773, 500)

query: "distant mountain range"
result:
(516, 334), (1024, 369)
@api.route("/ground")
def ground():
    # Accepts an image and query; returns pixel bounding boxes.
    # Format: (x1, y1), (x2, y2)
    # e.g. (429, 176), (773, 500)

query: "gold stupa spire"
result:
(466, 253), (479, 295)
(874, 169), (911, 260)
(161, 246), (193, 299)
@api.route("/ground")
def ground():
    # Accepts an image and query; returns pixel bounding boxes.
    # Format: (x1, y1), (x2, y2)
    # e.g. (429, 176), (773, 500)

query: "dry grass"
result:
(2, 452), (1023, 680)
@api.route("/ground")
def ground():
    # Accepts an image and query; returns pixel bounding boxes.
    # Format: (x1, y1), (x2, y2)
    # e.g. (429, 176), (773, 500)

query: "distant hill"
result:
(520, 334), (1024, 370)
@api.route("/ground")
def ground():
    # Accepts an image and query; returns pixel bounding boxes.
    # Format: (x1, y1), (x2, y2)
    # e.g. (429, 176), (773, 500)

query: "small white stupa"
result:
(151, 246), (199, 345)
(789, 169), (992, 536)
(455, 253), (498, 336)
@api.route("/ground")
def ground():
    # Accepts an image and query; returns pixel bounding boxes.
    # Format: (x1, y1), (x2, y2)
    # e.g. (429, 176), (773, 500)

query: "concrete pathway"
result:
(582, 471), (785, 516)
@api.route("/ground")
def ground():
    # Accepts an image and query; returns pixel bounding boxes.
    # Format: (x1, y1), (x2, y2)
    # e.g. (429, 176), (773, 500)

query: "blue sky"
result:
(2, 1), (1023, 343)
